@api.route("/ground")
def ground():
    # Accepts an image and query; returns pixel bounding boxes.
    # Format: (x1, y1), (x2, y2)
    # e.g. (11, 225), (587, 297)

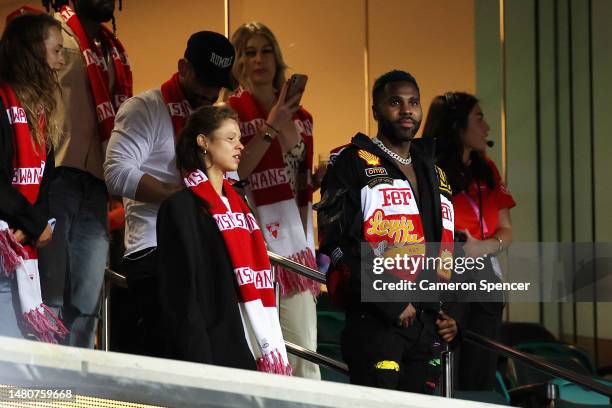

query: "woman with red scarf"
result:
(423, 92), (515, 391)
(0, 12), (67, 342)
(156, 105), (291, 374)
(226, 22), (321, 379)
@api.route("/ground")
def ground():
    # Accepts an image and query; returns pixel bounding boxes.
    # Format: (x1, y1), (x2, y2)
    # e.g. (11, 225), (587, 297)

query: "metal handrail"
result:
(106, 251), (612, 399)
(270, 252), (612, 400)
(267, 251), (326, 283)
(284, 341), (348, 374)
(105, 268), (127, 288)
(464, 330), (612, 398)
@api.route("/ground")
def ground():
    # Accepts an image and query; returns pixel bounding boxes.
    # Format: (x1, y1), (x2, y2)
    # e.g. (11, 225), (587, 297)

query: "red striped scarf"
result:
(59, 6), (132, 142)
(184, 170), (291, 375)
(160, 73), (191, 139)
(228, 89), (320, 297)
(0, 83), (67, 343)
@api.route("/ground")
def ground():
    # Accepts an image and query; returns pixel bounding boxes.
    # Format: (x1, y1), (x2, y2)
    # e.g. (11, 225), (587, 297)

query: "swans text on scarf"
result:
(213, 211), (259, 232)
(234, 267), (274, 289)
(12, 161), (45, 186)
(6, 107), (27, 124)
(238, 117), (313, 138)
(250, 168), (288, 191)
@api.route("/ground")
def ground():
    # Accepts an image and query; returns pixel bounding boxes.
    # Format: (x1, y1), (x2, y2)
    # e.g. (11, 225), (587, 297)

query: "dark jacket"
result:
(0, 99), (55, 241)
(156, 188), (256, 371)
(318, 133), (457, 325)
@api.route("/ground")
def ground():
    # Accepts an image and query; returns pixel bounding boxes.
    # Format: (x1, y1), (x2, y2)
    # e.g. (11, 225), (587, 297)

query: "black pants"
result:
(120, 247), (164, 357)
(457, 302), (503, 391)
(341, 310), (439, 394)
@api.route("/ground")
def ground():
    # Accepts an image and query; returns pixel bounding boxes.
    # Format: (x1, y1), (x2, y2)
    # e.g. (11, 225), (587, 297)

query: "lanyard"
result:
(462, 186), (488, 239)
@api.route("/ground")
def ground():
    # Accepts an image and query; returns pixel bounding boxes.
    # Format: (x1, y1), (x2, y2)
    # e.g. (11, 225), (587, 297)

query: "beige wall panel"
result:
(0, 1), (40, 30)
(367, 0), (476, 136)
(229, 0), (367, 163)
(115, 0), (225, 93)
(0, 1), (226, 94)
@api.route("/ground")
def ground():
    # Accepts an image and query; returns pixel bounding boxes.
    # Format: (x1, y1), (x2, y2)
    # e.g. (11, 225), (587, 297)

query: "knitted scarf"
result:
(184, 169), (291, 375)
(59, 5), (132, 142)
(0, 83), (68, 343)
(160, 73), (192, 139)
(228, 89), (320, 297)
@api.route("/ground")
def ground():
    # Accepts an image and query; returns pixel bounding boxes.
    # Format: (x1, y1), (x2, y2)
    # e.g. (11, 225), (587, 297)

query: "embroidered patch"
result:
(367, 177), (393, 188)
(331, 247), (343, 265)
(358, 150), (381, 166)
(365, 209), (425, 245)
(365, 167), (388, 177)
(437, 249), (453, 281)
(375, 360), (400, 372)
(435, 165), (452, 195)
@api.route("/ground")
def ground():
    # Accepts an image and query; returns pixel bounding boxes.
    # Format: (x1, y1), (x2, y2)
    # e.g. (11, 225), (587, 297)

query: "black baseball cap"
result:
(184, 31), (236, 89)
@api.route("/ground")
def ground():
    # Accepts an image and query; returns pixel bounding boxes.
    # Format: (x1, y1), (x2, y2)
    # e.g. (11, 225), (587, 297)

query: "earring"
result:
(203, 148), (207, 155)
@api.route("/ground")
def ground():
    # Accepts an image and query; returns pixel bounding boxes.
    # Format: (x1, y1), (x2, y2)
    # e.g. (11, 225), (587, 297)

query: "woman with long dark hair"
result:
(0, 12), (67, 342)
(423, 92), (515, 390)
(226, 22), (320, 379)
(156, 105), (291, 374)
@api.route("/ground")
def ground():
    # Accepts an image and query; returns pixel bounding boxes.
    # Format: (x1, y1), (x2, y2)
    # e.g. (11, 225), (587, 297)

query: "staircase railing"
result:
(260, 252), (612, 401)
(464, 329), (612, 399)
(103, 251), (612, 402)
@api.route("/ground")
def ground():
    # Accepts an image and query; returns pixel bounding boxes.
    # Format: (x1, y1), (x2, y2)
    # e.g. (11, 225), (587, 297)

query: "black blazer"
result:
(156, 188), (256, 371)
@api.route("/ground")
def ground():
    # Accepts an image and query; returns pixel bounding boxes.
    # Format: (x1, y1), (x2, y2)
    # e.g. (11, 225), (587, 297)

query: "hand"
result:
(461, 229), (482, 258)
(462, 229), (502, 258)
(436, 311), (458, 343)
(35, 224), (53, 248)
(266, 81), (303, 151)
(398, 303), (417, 328)
(11, 228), (26, 243)
(267, 81), (302, 130)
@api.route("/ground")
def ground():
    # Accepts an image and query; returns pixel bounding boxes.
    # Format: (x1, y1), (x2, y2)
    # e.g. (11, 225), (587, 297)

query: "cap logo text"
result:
(210, 52), (233, 68)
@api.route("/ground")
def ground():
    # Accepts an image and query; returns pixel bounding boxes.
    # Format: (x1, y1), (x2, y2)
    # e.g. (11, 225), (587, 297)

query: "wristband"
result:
(264, 122), (280, 135)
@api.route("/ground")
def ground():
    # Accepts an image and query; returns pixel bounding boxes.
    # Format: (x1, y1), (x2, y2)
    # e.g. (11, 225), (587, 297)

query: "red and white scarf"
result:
(0, 83), (68, 343)
(184, 170), (291, 375)
(59, 5), (132, 143)
(228, 89), (320, 297)
(160, 73), (192, 139)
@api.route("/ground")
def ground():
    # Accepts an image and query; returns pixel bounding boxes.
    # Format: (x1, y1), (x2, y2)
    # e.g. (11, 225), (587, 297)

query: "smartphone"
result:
(285, 74), (308, 104)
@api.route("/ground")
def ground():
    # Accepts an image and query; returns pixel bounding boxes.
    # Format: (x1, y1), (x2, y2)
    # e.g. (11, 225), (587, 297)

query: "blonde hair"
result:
(230, 22), (287, 91)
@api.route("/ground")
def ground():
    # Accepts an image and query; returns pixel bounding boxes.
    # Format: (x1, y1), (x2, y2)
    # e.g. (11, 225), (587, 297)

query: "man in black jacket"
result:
(318, 70), (458, 394)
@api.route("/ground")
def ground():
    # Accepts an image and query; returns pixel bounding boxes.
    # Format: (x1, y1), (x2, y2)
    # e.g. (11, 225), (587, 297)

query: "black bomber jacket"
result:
(317, 133), (456, 325)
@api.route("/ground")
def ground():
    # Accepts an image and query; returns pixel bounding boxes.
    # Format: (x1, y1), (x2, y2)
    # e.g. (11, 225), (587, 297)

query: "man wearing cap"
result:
(104, 31), (235, 356)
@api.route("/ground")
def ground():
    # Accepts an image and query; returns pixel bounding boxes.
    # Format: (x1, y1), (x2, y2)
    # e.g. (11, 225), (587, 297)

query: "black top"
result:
(0, 98), (55, 241)
(156, 188), (256, 371)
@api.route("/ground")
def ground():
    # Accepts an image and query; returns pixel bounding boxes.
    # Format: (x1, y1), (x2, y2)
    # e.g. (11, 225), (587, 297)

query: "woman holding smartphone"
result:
(423, 92), (515, 391)
(227, 22), (320, 379)
(156, 105), (291, 374)
(0, 12), (66, 342)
